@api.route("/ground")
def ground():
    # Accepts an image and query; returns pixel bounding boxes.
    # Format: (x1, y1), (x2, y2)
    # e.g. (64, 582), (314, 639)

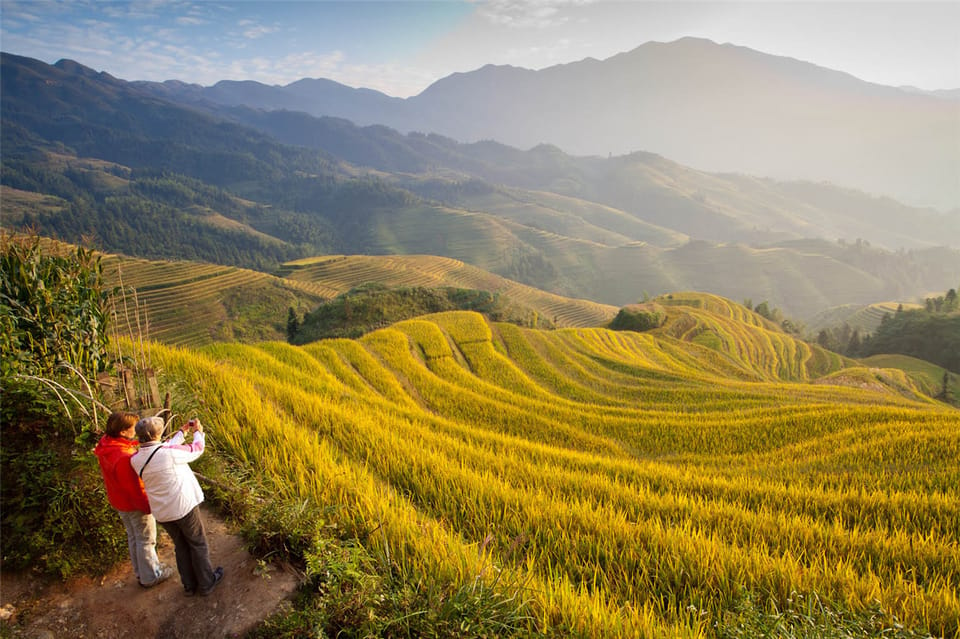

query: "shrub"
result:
(0, 233), (110, 381)
(0, 233), (122, 578)
(0, 424), (126, 577)
(609, 303), (667, 332)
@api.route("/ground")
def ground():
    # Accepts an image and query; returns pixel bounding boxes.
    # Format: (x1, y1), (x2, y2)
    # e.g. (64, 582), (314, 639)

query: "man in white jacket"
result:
(130, 416), (223, 596)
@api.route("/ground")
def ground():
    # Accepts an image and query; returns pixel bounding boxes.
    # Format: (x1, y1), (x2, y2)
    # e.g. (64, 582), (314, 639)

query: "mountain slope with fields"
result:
(135, 294), (958, 638)
(89, 242), (618, 347)
(4, 231), (957, 637)
(180, 104), (960, 250)
(3, 52), (959, 322)
(138, 38), (960, 211)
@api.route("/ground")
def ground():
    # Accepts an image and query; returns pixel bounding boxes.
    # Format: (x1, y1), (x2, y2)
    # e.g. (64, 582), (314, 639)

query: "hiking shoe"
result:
(198, 567), (224, 596)
(140, 565), (174, 588)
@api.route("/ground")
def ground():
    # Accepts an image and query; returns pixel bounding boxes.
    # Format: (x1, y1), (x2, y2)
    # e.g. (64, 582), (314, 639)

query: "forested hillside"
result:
(137, 37), (960, 211)
(211, 107), (960, 250)
(859, 288), (960, 373)
(3, 52), (959, 320)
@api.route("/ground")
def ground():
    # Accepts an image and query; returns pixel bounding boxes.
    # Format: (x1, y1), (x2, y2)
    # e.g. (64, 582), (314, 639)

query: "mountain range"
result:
(2, 47), (959, 323)
(136, 37), (960, 212)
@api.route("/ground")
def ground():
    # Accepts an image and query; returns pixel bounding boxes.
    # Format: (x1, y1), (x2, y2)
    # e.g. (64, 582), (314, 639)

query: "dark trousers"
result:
(160, 506), (215, 593)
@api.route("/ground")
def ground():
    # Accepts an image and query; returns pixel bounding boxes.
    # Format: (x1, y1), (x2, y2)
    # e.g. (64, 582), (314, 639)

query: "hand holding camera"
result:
(181, 418), (203, 435)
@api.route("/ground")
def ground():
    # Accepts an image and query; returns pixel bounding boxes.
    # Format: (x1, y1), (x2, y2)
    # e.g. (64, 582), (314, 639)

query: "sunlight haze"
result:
(1, 1), (957, 97)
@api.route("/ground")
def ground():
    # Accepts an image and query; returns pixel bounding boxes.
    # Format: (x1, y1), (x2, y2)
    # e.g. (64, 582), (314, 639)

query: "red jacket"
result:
(94, 435), (151, 513)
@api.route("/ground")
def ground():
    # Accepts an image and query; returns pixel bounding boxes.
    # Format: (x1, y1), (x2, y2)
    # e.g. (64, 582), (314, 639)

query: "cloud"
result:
(475, 0), (594, 29)
(503, 38), (575, 65)
(97, 0), (168, 21)
(243, 24), (280, 39)
(7, 11), (42, 23)
(176, 16), (205, 26)
(2, 16), (119, 62)
(231, 17), (278, 39)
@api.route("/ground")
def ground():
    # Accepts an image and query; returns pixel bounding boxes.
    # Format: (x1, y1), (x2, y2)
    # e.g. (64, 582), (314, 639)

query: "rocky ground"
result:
(0, 504), (300, 639)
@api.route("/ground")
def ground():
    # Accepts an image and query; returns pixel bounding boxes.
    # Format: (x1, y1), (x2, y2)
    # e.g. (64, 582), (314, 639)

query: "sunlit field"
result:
(145, 293), (959, 637)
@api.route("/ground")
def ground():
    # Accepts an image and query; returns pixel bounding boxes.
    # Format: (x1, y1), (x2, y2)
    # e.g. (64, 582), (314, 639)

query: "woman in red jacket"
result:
(94, 412), (172, 587)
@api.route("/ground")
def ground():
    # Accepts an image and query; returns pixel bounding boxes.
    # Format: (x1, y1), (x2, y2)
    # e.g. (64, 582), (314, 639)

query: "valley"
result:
(2, 51), (958, 322)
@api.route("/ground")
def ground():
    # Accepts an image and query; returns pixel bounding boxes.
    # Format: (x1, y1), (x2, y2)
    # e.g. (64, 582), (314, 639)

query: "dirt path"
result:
(0, 504), (301, 639)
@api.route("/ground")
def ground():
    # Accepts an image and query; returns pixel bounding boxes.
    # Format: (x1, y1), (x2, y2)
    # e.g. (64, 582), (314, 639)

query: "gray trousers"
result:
(118, 509), (163, 586)
(159, 505), (215, 593)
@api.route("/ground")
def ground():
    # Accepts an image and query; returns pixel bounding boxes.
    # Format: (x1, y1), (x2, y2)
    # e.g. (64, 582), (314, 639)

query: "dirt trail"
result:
(0, 504), (300, 639)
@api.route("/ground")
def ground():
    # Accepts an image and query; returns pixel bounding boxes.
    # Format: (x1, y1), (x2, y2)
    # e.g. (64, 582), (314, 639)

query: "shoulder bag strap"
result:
(138, 445), (163, 479)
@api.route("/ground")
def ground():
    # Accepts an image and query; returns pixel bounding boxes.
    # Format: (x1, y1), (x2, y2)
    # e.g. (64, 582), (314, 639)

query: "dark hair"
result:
(105, 412), (139, 438)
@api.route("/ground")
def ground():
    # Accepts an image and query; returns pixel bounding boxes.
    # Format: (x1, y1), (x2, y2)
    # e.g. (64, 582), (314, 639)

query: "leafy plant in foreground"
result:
(0, 233), (123, 577)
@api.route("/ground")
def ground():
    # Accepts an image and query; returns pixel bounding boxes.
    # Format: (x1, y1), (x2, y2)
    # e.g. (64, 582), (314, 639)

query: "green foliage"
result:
(845, 285), (960, 374)
(250, 537), (535, 639)
(501, 247), (558, 287)
(752, 300), (783, 324)
(815, 322), (864, 357)
(923, 287), (959, 313)
(861, 310), (960, 373)
(0, 234), (110, 380)
(0, 234), (124, 578)
(0, 420), (126, 577)
(292, 284), (547, 343)
(714, 592), (932, 639)
(0, 234), (113, 450)
(286, 307), (300, 343)
(2, 161), (323, 271)
(859, 354), (960, 406)
(609, 303), (667, 332)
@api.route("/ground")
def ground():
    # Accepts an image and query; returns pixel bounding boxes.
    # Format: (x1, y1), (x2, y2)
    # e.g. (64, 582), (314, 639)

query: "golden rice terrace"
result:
(144, 292), (959, 638)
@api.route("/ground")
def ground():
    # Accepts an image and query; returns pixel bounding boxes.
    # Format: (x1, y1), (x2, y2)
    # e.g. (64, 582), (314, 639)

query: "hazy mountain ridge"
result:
(3, 51), (960, 321)
(208, 105), (958, 250)
(136, 37), (960, 211)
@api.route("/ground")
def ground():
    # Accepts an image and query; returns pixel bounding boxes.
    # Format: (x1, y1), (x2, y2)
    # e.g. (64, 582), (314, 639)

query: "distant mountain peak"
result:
(54, 58), (102, 77)
(53, 36), (957, 212)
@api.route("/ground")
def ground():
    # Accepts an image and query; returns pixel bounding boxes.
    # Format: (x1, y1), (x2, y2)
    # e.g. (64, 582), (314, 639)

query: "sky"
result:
(1, 1), (958, 98)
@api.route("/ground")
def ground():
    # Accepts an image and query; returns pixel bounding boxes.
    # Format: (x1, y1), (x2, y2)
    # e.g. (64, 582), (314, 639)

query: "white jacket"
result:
(130, 431), (205, 523)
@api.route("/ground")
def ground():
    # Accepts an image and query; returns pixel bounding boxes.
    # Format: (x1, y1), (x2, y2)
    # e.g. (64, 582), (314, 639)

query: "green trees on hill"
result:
(818, 286), (960, 374)
(860, 307), (960, 374)
(923, 288), (959, 313)
(609, 303), (667, 332)
(2, 161), (319, 269)
(290, 284), (547, 343)
(743, 298), (803, 335)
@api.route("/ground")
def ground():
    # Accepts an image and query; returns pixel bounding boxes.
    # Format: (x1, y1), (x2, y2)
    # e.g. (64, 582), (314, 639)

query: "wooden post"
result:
(145, 368), (162, 408)
(97, 372), (116, 406)
(121, 368), (137, 408)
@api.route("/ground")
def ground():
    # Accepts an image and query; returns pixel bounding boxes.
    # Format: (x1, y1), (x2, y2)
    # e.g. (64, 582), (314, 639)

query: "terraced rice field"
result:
(101, 255), (327, 347)
(810, 301), (926, 335)
(278, 254), (618, 327)
(145, 293), (960, 638)
(100, 251), (616, 347)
